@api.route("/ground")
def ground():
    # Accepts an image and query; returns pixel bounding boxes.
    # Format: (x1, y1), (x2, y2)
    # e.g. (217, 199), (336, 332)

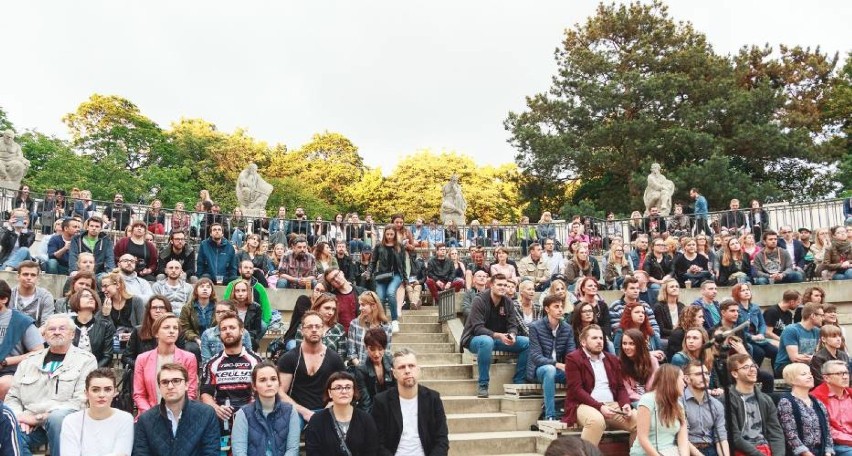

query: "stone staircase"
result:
(393, 308), (543, 456)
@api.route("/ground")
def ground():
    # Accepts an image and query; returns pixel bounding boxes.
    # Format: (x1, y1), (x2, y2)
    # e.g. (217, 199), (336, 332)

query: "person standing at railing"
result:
(537, 211), (559, 248)
(12, 185), (36, 228)
(486, 219), (504, 247)
(689, 187), (711, 236)
(103, 193), (133, 232)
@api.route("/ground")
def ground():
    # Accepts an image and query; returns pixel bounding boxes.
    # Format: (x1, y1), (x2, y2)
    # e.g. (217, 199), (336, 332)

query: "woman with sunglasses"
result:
(305, 371), (378, 455)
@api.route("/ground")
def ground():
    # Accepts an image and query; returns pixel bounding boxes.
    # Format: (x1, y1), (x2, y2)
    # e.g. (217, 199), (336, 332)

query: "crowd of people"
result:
(0, 185), (850, 455)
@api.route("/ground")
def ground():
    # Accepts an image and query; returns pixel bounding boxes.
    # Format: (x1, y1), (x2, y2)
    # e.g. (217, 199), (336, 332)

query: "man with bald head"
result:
(7, 313), (97, 456)
(152, 259), (194, 316)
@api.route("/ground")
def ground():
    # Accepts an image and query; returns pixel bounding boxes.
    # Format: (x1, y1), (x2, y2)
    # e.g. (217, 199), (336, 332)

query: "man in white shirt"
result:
(152, 260), (194, 317)
(371, 348), (449, 456)
(117, 254), (154, 303)
(542, 238), (565, 277)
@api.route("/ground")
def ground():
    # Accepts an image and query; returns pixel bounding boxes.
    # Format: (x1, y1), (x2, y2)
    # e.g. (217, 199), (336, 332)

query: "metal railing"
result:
(437, 289), (457, 322)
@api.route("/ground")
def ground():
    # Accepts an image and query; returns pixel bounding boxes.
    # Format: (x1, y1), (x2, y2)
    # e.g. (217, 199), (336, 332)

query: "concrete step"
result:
(392, 332), (449, 343)
(402, 308), (439, 316)
(390, 342), (457, 353)
(398, 322), (442, 333)
(421, 378), (510, 396)
(416, 352), (463, 364)
(400, 314), (440, 323)
(442, 396), (502, 414)
(448, 431), (540, 456)
(447, 412), (518, 433)
(420, 364), (473, 380)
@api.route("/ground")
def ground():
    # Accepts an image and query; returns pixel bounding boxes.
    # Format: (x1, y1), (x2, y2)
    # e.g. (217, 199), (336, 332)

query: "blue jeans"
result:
(835, 444), (852, 456)
(468, 334), (529, 386)
(698, 446), (718, 456)
(536, 364), (567, 419)
(683, 270), (713, 288)
(1, 247), (30, 270)
(833, 270), (852, 280)
(19, 407), (75, 456)
(754, 270), (804, 284)
(348, 240), (366, 253)
(276, 278), (317, 289)
(647, 283), (661, 306)
(230, 228), (245, 249)
(45, 259), (69, 275)
(375, 274), (403, 321)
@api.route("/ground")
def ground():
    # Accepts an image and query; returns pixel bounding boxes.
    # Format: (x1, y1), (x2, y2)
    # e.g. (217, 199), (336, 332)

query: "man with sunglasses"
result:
(682, 360), (728, 456)
(134, 363), (220, 456)
(727, 353), (784, 456)
(813, 360), (852, 455)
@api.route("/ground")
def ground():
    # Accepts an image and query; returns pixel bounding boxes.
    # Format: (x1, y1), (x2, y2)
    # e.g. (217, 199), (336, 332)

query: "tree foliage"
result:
(505, 1), (846, 214)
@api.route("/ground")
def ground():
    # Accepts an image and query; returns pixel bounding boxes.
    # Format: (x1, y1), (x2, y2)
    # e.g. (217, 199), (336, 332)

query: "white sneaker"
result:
(391, 320), (400, 333)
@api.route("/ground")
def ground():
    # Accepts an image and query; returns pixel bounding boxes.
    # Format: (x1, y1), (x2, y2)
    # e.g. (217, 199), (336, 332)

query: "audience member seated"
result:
(609, 276), (660, 338)
(643, 206), (668, 239)
(294, 293), (347, 360)
(564, 244), (600, 289)
(672, 237), (714, 288)
(517, 242), (552, 293)
(133, 313), (198, 416)
(198, 301), (253, 365)
(628, 211), (646, 242)
(353, 327), (394, 413)
(719, 198), (747, 234)
(152, 259), (194, 317)
(716, 235), (752, 286)
(460, 274), (529, 398)
(641, 237), (673, 305)
(54, 271), (96, 314)
(778, 225), (808, 271)
(426, 243), (465, 303)
(563, 324), (637, 445)
(603, 243), (632, 290)
(225, 279), (263, 351)
(664, 306), (704, 363)
(170, 201), (191, 235)
(619, 328), (659, 408)
(180, 277), (220, 363)
(727, 353), (784, 456)
(713, 299), (775, 393)
(46, 218), (81, 275)
(667, 203), (691, 237)
(824, 225), (852, 280)
(277, 236), (317, 290)
(777, 362), (835, 456)
(133, 362), (219, 455)
(811, 324), (849, 387)
(670, 328), (724, 398)
(346, 291), (392, 369)
(0, 278), (43, 401)
(527, 294), (575, 421)
(224, 260), (272, 330)
(59, 368), (134, 455)
(652, 278), (684, 351)
(68, 288), (115, 368)
(277, 310), (346, 429)
(0, 212), (35, 271)
(538, 277), (577, 315)
(7, 314), (97, 456)
(489, 246), (518, 281)
(541, 238), (564, 277)
(775, 302), (824, 378)
(753, 230), (804, 284)
(573, 276), (613, 344)
(113, 221), (158, 282)
(464, 246), (490, 288)
(812, 360), (852, 455)
(115, 253), (154, 303)
(444, 219), (462, 248)
(69, 216), (115, 277)
(732, 283), (777, 369)
(681, 359), (728, 456)
(613, 302), (665, 362)
(230, 362), (301, 456)
(123, 295), (184, 370)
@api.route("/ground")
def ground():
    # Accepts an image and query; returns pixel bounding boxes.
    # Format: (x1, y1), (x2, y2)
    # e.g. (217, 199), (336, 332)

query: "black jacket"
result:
(652, 301), (685, 339)
(305, 407), (379, 456)
(369, 243), (408, 278)
(642, 253), (673, 281)
(73, 315), (116, 368)
(158, 245), (196, 277)
(0, 229), (35, 264)
(371, 386), (449, 456)
(459, 290), (519, 351)
(355, 354), (394, 413)
(427, 257), (454, 283)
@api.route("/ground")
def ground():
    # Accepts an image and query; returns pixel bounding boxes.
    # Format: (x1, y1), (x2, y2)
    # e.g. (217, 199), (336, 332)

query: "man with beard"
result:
(682, 360), (728, 456)
(223, 259), (272, 329)
(157, 230), (196, 281)
(7, 314), (97, 456)
(116, 254), (154, 303)
(152, 260), (194, 317)
(201, 312), (262, 439)
(371, 348), (449, 456)
(333, 239), (357, 282)
(287, 207), (313, 245)
(197, 223), (238, 286)
(103, 193), (133, 232)
(114, 220), (159, 281)
(277, 311), (345, 428)
(134, 363), (220, 456)
(323, 267), (364, 333)
(277, 237), (317, 289)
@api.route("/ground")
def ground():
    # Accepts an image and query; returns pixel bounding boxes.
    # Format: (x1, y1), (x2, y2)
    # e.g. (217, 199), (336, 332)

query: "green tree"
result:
(19, 131), (97, 194)
(505, 1), (843, 214)
(0, 106), (14, 132)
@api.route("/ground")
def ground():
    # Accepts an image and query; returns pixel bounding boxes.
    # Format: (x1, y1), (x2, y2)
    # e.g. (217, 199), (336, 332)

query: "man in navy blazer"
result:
(562, 324), (636, 446)
(527, 294), (576, 420)
(776, 225), (807, 270)
(372, 348), (449, 456)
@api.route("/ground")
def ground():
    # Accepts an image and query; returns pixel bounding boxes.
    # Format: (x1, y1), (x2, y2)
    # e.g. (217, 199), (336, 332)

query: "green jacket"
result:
(223, 279), (272, 324)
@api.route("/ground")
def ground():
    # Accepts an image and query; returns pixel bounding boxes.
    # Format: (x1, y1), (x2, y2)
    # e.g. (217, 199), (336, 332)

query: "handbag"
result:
(374, 272), (393, 283)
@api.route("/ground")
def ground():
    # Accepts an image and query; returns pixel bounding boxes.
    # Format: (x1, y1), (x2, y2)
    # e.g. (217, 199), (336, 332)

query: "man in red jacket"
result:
(812, 359), (852, 454)
(563, 324), (636, 445)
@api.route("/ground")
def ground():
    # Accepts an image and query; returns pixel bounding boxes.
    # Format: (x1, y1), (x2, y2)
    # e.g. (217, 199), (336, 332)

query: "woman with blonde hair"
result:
(811, 227), (832, 280)
(630, 364), (689, 455)
(346, 291), (392, 367)
(144, 199), (166, 235)
(539, 278), (576, 314)
(629, 211), (645, 241)
(564, 244), (600, 289)
(100, 271), (145, 350)
(652, 278), (684, 348)
(170, 201), (191, 234)
(810, 323), (849, 386)
(604, 242), (633, 290)
(777, 363), (834, 456)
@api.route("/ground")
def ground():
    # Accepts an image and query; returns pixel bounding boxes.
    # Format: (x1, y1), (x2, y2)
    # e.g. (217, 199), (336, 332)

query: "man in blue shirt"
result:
(774, 302), (824, 377)
(690, 187), (711, 235)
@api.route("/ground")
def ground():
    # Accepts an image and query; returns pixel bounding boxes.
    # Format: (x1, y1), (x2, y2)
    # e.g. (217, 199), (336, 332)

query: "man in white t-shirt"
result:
(371, 348), (449, 456)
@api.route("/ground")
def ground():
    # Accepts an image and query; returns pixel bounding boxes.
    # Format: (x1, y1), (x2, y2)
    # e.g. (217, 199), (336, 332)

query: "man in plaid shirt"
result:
(277, 237), (317, 289)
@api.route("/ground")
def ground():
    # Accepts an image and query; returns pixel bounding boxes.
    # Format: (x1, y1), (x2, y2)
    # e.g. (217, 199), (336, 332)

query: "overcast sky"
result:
(2, 1), (849, 173)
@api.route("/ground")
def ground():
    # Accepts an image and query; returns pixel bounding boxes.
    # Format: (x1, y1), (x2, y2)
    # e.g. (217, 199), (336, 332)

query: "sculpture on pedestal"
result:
(440, 174), (467, 226)
(643, 163), (675, 216)
(0, 130), (30, 190)
(235, 163), (273, 217)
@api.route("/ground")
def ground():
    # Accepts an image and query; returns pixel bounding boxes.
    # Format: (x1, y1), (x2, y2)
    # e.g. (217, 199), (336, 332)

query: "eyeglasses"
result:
(815, 313), (825, 317)
(159, 378), (185, 387)
(329, 385), (353, 392)
(825, 372), (850, 377)
(737, 364), (758, 371)
(119, 259), (136, 263)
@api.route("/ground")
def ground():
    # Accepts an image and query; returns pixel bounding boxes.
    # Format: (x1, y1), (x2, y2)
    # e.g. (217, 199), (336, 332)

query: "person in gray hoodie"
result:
(68, 215), (115, 278)
(727, 353), (784, 456)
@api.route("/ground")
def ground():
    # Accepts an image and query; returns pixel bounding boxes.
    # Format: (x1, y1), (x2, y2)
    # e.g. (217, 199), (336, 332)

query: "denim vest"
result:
(244, 398), (294, 455)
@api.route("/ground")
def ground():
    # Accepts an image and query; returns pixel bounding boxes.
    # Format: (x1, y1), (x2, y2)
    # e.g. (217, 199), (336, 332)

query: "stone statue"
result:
(236, 163), (273, 217)
(643, 163), (675, 216)
(0, 130), (30, 190)
(440, 174), (467, 226)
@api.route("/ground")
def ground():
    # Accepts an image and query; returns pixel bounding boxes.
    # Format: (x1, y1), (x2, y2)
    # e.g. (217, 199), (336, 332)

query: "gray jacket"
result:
(11, 287), (55, 327)
(728, 386), (784, 456)
(751, 248), (794, 278)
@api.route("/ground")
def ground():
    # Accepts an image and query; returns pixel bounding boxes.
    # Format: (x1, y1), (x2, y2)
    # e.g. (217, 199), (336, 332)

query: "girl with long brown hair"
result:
(346, 291), (392, 367)
(631, 364), (689, 455)
(619, 329), (659, 407)
(614, 302), (664, 361)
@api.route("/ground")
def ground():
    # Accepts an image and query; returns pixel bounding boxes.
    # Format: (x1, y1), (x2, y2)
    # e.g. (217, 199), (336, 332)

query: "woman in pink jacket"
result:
(133, 313), (198, 415)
